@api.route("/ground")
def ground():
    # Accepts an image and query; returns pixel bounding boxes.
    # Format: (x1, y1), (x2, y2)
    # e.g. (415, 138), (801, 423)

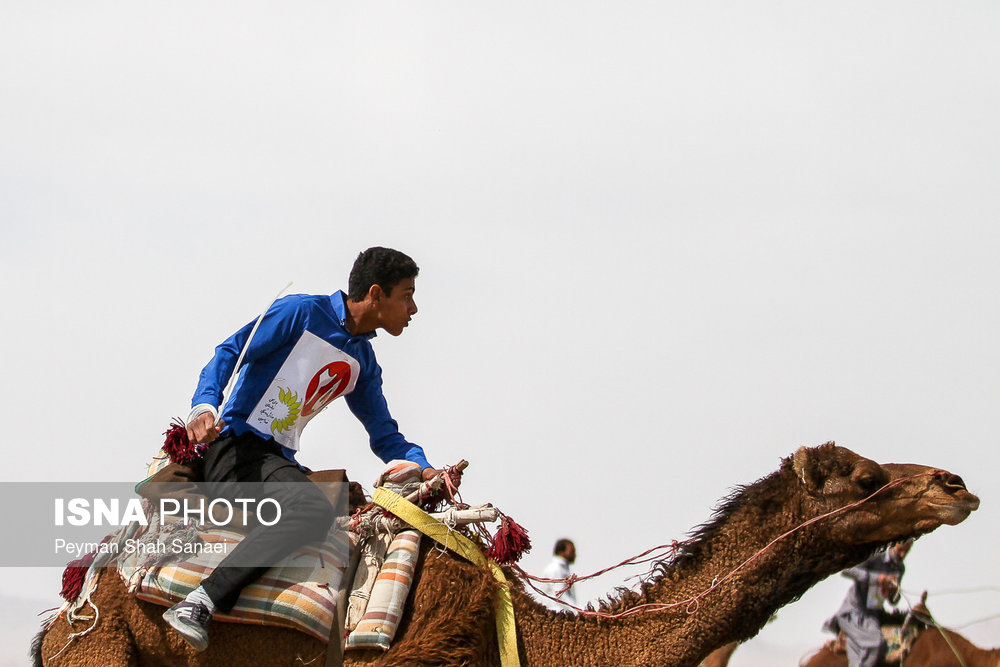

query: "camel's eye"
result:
(857, 474), (884, 496)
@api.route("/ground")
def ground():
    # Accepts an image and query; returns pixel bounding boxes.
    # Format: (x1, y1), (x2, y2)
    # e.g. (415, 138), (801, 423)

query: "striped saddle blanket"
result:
(118, 455), (426, 651)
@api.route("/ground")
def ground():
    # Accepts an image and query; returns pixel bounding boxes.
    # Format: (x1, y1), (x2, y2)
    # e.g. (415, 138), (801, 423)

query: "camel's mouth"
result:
(873, 463), (980, 535)
(884, 465), (978, 502)
(854, 488), (979, 543)
(924, 494), (980, 524)
(927, 473), (980, 522)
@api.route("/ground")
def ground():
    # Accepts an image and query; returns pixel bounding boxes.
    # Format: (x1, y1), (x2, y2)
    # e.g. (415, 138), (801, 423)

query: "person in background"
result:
(540, 538), (577, 611)
(823, 539), (913, 667)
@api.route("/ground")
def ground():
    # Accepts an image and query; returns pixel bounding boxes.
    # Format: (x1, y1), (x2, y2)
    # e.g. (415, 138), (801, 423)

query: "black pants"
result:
(195, 432), (335, 612)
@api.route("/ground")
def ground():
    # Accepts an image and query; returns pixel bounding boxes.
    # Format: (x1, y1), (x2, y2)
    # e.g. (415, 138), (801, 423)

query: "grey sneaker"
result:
(163, 600), (212, 652)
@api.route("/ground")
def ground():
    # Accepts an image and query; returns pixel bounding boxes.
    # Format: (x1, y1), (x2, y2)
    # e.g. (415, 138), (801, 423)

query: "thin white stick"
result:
(217, 281), (293, 424)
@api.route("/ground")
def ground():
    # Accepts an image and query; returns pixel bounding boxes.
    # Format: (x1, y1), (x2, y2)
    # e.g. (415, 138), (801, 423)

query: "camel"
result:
(696, 614), (775, 665)
(34, 443), (980, 667)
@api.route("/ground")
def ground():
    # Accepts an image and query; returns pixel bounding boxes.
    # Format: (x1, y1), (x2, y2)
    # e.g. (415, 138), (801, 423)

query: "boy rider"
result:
(163, 247), (450, 651)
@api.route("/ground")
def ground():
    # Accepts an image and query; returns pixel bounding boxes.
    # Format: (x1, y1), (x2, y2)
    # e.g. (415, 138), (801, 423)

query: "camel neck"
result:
(516, 476), (869, 666)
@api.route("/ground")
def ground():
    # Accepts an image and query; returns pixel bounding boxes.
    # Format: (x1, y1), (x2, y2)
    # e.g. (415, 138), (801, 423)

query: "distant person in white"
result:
(540, 538), (577, 611)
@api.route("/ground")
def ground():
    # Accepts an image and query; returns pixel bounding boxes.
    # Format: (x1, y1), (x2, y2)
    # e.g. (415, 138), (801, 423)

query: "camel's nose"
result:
(936, 472), (980, 509)
(937, 472), (968, 492)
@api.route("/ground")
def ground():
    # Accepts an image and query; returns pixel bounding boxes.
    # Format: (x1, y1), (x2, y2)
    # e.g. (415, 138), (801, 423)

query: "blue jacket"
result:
(191, 291), (430, 469)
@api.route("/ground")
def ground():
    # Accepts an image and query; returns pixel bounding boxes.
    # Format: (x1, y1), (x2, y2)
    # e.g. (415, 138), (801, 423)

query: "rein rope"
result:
(515, 469), (949, 620)
(900, 586), (1000, 629)
(898, 590), (975, 667)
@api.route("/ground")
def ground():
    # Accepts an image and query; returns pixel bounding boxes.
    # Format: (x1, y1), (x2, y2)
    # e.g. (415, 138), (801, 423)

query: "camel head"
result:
(790, 442), (979, 546)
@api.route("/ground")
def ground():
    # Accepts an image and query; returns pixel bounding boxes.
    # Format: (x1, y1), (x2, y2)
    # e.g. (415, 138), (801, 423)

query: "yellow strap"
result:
(372, 487), (520, 667)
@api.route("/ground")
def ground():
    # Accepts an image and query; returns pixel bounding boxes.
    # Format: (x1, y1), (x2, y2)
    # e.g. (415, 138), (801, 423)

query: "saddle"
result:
(49, 445), (503, 667)
(114, 453), (485, 654)
(135, 459), (360, 529)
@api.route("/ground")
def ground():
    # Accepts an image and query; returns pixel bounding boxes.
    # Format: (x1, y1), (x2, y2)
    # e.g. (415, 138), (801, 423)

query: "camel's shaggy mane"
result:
(595, 461), (793, 616)
(597, 447), (877, 618)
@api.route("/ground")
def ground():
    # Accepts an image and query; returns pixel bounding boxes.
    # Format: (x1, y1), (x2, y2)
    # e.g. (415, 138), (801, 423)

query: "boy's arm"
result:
(186, 296), (304, 443)
(345, 361), (432, 470)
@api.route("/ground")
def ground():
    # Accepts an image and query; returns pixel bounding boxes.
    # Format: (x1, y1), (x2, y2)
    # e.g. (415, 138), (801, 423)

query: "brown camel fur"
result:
(904, 627), (1000, 666)
(34, 443), (980, 667)
(698, 641), (738, 667)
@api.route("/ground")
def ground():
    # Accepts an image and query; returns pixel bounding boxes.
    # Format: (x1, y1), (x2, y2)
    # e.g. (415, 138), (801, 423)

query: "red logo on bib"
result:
(301, 361), (353, 417)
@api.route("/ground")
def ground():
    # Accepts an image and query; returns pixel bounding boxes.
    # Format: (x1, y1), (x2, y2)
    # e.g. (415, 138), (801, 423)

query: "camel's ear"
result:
(792, 446), (824, 492)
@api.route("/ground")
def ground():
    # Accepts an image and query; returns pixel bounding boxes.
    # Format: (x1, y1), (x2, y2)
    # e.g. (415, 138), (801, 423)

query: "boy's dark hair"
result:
(347, 247), (419, 301)
(554, 539), (574, 556)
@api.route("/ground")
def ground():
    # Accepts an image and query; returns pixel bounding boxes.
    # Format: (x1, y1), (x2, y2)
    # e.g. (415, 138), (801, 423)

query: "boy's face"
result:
(376, 277), (418, 336)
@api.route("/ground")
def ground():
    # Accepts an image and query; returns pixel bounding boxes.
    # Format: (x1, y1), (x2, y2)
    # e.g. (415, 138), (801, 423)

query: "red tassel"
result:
(59, 551), (96, 602)
(485, 514), (532, 565)
(162, 419), (203, 465)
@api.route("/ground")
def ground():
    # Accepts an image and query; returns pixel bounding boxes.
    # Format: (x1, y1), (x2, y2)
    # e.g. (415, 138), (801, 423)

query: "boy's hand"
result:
(186, 411), (225, 445)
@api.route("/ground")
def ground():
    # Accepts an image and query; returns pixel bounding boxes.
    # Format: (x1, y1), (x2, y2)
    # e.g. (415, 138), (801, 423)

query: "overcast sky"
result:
(2, 3), (998, 665)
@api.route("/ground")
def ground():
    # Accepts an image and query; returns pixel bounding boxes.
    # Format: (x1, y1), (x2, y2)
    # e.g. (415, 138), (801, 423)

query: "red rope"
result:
(351, 463), (466, 528)
(515, 469), (947, 620)
(903, 585), (1000, 596)
(441, 463), (464, 504)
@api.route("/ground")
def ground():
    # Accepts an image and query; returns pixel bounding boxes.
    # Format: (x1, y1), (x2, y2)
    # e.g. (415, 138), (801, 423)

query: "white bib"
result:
(248, 330), (361, 450)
